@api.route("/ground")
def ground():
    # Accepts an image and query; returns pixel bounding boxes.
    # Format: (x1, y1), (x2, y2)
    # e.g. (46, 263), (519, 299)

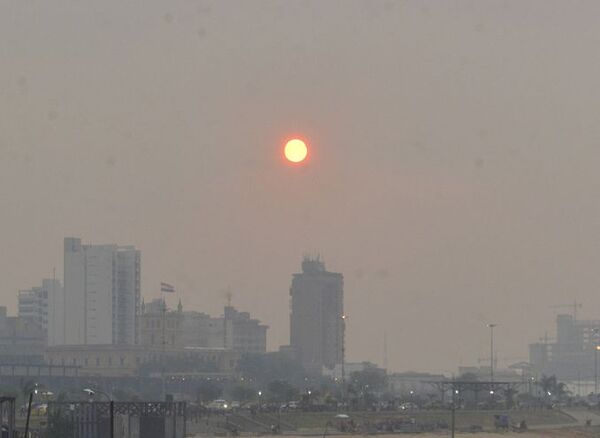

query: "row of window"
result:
(49, 356), (142, 367)
(143, 319), (180, 329)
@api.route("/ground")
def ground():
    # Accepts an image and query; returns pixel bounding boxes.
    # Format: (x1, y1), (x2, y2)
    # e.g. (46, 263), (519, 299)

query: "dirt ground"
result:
(248, 430), (600, 438)
(347, 430), (600, 438)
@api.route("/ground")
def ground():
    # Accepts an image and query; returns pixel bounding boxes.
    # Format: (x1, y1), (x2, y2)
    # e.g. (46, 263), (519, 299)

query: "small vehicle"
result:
(285, 401), (299, 410)
(207, 399), (230, 411)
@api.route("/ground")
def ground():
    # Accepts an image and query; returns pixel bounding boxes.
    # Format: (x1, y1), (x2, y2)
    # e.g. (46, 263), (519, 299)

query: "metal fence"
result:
(47, 401), (186, 438)
(0, 397), (15, 438)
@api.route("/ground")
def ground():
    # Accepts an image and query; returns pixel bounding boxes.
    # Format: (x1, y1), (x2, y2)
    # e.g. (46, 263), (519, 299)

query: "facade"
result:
(182, 311), (226, 349)
(530, 313), (600, 381)
(19, 279), (62, 343)
(289, 257), (344, 372)
(0, 306), (46, 365)
(224, 306), (268, 354)
(53, 237), (141, 346)
(323, 361), (385, 380)
(180, 305), (268, 353)
(44, 344), (239, 378)
(140, 299), (184, 348)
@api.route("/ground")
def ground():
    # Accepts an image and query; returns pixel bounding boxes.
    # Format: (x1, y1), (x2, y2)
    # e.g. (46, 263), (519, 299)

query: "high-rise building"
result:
(181, 305), (268, 354)
(289, 257), (344, 372)
(19, 278), (62, 343)
(530, 313), (600, 381)
(54, 237), (141, 346)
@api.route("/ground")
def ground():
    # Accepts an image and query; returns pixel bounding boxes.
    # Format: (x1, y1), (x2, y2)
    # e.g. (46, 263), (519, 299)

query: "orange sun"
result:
(284, 139), (308, 163)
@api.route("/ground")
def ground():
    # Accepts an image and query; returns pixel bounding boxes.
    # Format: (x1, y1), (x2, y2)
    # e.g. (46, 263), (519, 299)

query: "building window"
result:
(120, 357), (125, 366)
(96, 357), (100, 366)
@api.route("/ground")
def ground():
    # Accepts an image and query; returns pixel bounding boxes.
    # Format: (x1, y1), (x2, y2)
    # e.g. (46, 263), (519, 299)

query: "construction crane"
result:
(550, 300), (582, 320)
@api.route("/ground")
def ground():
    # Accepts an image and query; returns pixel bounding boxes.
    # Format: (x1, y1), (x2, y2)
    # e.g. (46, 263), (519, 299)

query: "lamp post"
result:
(258, 391), (262, 411)
(84, 388), (113, 438)
(451, 389), (458, 438)
(487, 324), (497, 384)
(24, 384), (39, 438)
(341, 314), (347, 411)
(487, 322), (498, 405)
(593, 328), (600, 395)
(595, 345), (600, 394)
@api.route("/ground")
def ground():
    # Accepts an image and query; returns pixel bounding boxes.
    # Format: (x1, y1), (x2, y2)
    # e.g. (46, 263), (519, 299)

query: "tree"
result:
(230, 385), (257, 403)
(538, 374), (570, 400)
(350, 367), (387, 393)
(196, 380), (223, 403)
(237, 352), (306, 387)
(267, 380), (299, 403)
(46, 408), (74, 438)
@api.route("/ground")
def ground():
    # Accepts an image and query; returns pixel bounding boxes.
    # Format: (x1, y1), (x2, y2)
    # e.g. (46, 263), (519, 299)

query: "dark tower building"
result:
(289, 257), (344, 373)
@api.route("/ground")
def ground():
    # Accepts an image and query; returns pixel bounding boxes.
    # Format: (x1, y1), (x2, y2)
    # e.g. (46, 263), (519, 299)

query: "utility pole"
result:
(594, 328), (600, 394)
(24, 391), (34, 438)
(487, 324), (498, 384)
(451, 386), (457, 438)
(341, 314), (347, 411)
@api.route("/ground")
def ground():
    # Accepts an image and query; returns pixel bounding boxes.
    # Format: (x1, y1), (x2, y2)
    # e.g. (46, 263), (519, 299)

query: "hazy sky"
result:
(3, 0), (600, 374)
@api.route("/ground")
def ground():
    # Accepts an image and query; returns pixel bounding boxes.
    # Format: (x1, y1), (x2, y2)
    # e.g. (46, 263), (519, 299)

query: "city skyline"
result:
(4, 235), (594, 376)
(4, 1), (600, 375)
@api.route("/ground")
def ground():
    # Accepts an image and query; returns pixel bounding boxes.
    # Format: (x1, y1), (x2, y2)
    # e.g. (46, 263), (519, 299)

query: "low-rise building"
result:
(18, 279), (62, 341)
(140, 299), (183, 348)
(224, 306), (268, 354)
(182, 311), (225, 349)
(0, 306), (46, 365)
(181, 305), (267, 354)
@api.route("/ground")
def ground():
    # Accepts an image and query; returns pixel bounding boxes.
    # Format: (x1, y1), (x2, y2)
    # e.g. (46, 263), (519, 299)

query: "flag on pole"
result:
(161, 282), (175, 293)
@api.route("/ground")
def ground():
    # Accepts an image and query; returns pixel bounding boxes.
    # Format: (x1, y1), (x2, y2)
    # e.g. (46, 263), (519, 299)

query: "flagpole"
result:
(159, 282), (175, 400)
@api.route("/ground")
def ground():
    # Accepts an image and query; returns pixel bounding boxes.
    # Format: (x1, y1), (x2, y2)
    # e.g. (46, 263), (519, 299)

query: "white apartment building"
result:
(50, 238), (140, 346)
(19, 278), (62, 343)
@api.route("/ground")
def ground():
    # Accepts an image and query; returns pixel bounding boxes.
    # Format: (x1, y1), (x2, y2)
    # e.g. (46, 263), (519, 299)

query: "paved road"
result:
(561, 408), (600, 426)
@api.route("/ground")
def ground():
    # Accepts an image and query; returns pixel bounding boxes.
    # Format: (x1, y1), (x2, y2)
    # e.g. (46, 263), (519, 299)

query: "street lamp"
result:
(487, 324), (498, 384)
(592, 328), (600, 394)
(595, 345), (600, 394)
(24, 383), (40, 438)
(341, 314), (347, 411)
(84, 389), (113, 438)
(258, 391), (262, 411)
(451, 388), (459, 438)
